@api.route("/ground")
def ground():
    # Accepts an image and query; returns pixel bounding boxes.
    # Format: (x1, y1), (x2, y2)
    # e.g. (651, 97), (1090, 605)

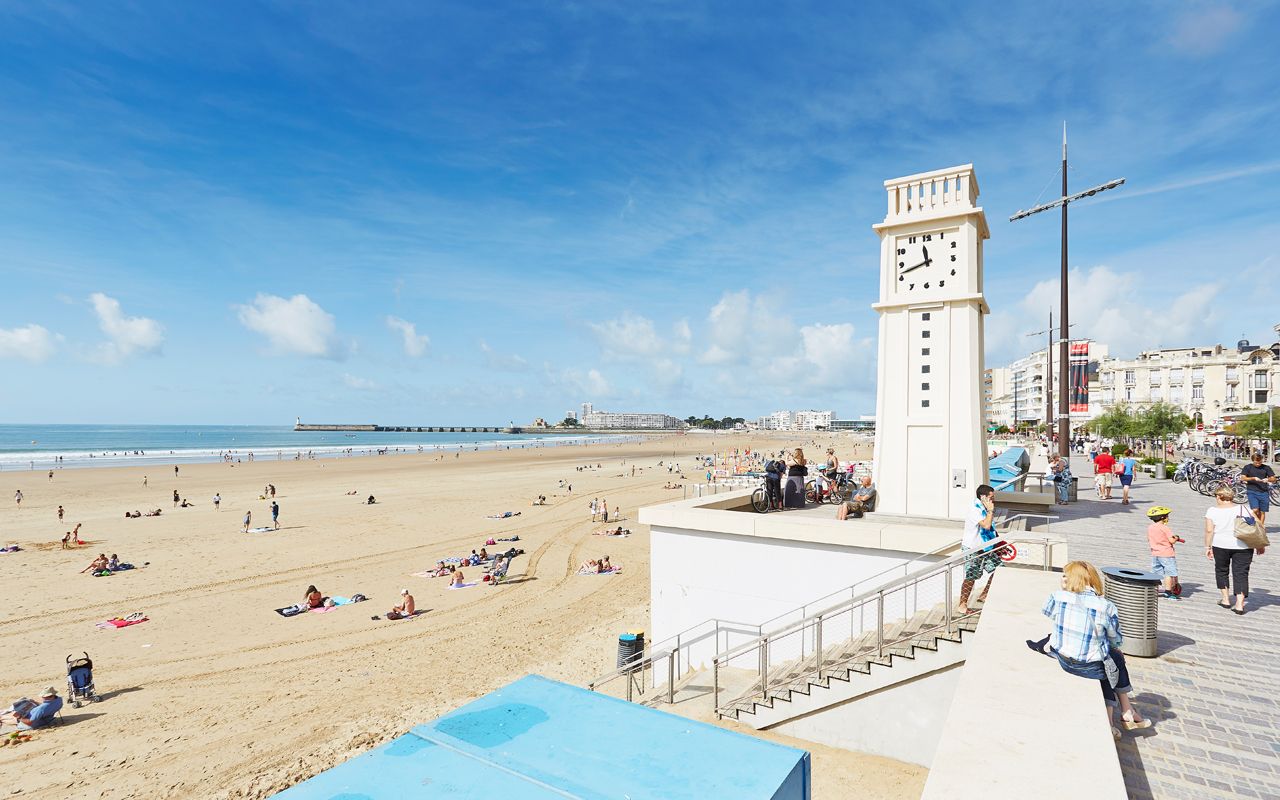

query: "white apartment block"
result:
(755, 410), (834, 431)
(581, 409), (685, 429)
(988, 342), (1109, 429)
(1095, 331), (1280, 427)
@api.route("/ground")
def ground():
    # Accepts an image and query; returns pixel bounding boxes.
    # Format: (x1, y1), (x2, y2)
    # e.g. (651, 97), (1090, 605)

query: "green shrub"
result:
(1110, 443), (1129, 457)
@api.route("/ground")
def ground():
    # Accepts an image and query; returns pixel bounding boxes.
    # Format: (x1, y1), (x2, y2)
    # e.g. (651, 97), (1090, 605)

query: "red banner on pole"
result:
(1069, 342), (1089, 413)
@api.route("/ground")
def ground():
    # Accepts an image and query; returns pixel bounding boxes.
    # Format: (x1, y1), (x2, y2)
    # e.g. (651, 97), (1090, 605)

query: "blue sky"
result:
(1, 1), (1278, 424)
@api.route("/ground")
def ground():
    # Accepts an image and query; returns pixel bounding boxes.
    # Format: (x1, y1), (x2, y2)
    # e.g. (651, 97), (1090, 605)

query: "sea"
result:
(0, 424), (620, 472)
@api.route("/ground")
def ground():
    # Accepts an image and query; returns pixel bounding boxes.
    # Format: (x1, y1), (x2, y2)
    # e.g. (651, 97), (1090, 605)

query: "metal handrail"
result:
(711, 533), (1065, 717)
(713, 531), (1062, 666)
(754, 538), (963, 632)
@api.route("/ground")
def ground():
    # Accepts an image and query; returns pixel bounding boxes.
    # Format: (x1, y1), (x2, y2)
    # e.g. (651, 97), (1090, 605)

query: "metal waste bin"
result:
(1101, 567), (1160, 657)
(1068, 475), (1079, 502)
(617, 631), (645, 672)
(1155, 462), (1167, 480)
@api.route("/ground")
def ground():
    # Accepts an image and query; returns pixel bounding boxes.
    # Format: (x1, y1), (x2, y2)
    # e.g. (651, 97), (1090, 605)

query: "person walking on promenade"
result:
(243, 510), (252, 533)
(1036, 561), (1152, 738)
(958, 484), (1000, 614)
(14, 489), (21, 508)
(1117, 449), (1138, 505)
(271, 500), (280, 530)
(213, 493), (221, 511)
(1241, 451), (1276, 527)
(1093, 448), (1115, 500)
(1205, 486), (1266, 615)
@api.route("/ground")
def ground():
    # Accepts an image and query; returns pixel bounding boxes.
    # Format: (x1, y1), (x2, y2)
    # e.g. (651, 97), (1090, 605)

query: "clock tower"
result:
(871, 165), (990, 519)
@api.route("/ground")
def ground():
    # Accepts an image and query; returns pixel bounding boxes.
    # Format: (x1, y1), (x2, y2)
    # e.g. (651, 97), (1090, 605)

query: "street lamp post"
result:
(1010, 124), (1125, 465)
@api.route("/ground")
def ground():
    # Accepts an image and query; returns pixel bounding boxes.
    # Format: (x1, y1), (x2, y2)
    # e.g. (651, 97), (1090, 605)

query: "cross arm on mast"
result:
(1008, 178), (1126, 221)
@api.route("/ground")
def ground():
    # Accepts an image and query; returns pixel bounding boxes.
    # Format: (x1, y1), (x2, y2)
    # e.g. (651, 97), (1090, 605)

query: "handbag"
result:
(1234, 507), (1271, 549)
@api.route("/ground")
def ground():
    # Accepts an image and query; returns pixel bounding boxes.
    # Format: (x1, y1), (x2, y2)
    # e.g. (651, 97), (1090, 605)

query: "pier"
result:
(294, 423), (514, 433)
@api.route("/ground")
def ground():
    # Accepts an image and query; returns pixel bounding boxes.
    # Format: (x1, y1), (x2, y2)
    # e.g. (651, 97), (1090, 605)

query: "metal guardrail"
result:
(710, 530), (1064, 719)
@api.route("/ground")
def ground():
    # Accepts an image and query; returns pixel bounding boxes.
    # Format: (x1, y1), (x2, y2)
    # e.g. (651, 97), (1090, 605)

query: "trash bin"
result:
(1155, 463), (1167, 480)
(1101, 567), (1160, 657)
(1068, 475), (1079, 502)
(617, 631), (645, 672)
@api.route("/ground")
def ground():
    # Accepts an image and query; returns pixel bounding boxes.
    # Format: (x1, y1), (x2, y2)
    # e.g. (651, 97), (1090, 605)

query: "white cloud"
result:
(989, 265), (1221, 364)
(0, 324), (59, 363)
(237, 294), (343, 359)
(386, 316), (429, 357)
(547, 363), (613, 398)
(1168, 5), (1243, 55)
(342, 373), (377, 390)
(89, 293), (163, 363)
(480, 340), (530, 370)
(589, 312), (664, 360)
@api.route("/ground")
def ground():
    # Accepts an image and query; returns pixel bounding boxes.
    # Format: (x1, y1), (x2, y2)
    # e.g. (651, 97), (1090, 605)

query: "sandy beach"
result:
(0, 432), (916, 799)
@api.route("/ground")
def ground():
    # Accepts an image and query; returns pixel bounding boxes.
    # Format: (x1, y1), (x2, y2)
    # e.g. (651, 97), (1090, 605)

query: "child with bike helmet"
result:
(1146, 505), (1183, 598)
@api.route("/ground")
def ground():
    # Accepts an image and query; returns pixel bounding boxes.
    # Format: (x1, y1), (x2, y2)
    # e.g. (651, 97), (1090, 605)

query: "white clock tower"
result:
(871, 165), (990, 519)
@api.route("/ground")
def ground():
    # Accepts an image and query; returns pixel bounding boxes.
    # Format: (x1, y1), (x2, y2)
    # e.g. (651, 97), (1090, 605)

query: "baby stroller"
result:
(66, 652), (99, 707)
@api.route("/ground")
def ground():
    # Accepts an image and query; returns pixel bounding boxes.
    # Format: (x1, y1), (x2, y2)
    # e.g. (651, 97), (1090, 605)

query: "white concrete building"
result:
(984, 367), (1011, 427)
(581, 408), (685, 429)
(1095, 330), (1280, 428)
(754, 410), (834, 431)
(989, 341), (1108, 429)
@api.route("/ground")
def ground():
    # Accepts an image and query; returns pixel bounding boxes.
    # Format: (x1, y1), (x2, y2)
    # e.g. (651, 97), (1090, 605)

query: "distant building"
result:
(990, 341), (1108, 429)
(580, 405), (685, 430)
(755, 410), (834, 431)
(830, 416), (875, 433)
(565, 411), (577, 421)
(1095, 329), (1280, 429)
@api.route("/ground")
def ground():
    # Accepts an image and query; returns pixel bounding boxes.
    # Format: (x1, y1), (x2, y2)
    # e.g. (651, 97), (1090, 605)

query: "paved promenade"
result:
(1054, 463), (1280, 800)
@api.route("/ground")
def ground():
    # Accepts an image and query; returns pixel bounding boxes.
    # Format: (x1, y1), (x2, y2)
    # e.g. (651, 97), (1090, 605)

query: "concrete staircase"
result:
(717, 603), (980, 728)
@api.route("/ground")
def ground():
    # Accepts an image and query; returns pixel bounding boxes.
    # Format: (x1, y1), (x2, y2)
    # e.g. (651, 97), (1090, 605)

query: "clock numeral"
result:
(922, 234), (932, 241)
(950, 254), (956, 262)
(909, 283), (915, 290)
(899, 275), (904, 282)
(899, 261), (904, 267)
(908, 236), (916, 244)
(897, 248), (905, 255)
(951, 241), (957, 248)
(938, 231), (944, 239)
(950, 269), (956, 276)
(939, 280), (945, 287)
(923, 282), (930, 289)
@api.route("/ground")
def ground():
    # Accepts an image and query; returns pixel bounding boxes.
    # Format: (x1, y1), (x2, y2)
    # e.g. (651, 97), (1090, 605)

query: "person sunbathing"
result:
(126, 510), (142, 518)
(579, 558), (600, 573)
(449, 570), (466, 587)
(345, 490), (358, 495)
(478, 547), (489, 562)
(387, 589), (416, 619)
(366, 495), (377, 504)
(180, 498), (195, 508)
(600, 555), (613, 573)
(304, 584), (325, 609)
(429, 560), (449, 577)
(82, 554), (109, 574)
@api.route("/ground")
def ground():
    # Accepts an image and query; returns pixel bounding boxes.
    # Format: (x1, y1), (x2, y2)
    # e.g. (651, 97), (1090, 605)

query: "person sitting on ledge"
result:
(836, 476), (877, 520)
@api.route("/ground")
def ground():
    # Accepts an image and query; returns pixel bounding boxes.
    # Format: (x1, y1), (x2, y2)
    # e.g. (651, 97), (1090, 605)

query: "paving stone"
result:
(1046, 464), (1280, 798)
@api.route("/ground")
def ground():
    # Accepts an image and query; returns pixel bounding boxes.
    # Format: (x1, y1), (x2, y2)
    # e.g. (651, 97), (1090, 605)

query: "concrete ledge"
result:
(640, 491), (963, 556)
(922, 569), (1126, 799)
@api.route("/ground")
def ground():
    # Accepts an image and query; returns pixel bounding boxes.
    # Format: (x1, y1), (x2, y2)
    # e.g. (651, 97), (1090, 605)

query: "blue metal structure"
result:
(276, 674), (811, 799)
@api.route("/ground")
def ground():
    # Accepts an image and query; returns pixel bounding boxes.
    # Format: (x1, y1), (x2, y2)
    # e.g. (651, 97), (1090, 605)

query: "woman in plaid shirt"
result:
(1038, 561), (1153, 736)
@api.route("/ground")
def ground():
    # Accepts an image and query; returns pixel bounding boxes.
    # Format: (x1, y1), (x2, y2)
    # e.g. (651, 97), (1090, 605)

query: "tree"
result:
(1132, 402), (1192, 460)
(1229, 412), (1280, 441)
(560, 417), (580, 427)
(1088, 404), (1136, 442)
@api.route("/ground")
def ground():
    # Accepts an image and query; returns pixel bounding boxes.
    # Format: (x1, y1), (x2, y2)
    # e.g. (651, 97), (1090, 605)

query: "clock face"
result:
(895, 228), (959, 292)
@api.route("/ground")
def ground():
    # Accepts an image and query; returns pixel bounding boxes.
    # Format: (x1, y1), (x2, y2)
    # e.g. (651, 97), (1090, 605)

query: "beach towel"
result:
(245, 527), (274, 534)
(497, 536), (520, 542)
(97, 614), (148, 628)
(0, 545), (20, 553)
(448, 582), (477, 589)
(486, 511), (520, 519)
(578, 566), (623, 576)
(309, 605), (338, 613)
(592, 530), (630, 537)
(330, 596), (353, 606)
(412, 570), (449, 578)
(275, 605), (306, 617)
(441, 556), (463, 564)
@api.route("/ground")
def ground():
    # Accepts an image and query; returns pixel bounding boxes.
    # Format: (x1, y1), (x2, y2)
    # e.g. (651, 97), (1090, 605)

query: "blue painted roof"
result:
(276, 674), (810, 799)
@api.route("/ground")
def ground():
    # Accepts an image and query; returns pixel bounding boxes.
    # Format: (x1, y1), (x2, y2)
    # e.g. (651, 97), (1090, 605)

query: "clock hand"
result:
(922, 245), (931, 265)
(900, 260), (928, 275)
